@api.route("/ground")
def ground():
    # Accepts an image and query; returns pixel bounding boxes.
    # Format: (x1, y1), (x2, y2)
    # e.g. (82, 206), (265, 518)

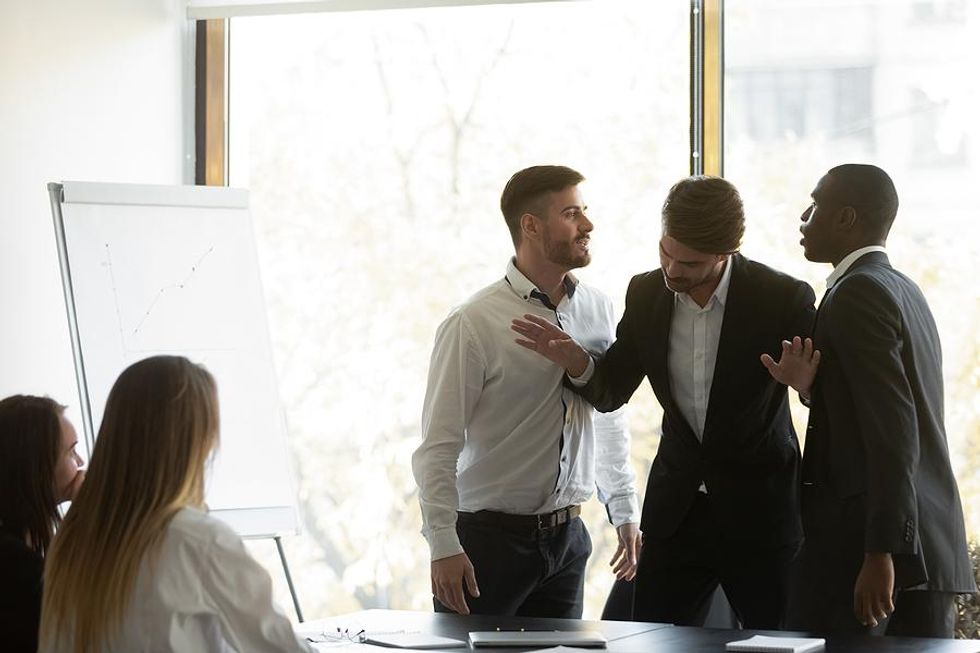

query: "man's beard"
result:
(664, 271), (713, 295)
(544, 236), (590, 269)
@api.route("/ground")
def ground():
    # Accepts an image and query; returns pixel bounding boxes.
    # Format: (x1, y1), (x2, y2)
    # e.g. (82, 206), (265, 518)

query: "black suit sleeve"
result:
(784, 280), (817, 341)
(825, 274), (918, 555)
(786, 281), (817, 406)
(572, 276), (648, 413)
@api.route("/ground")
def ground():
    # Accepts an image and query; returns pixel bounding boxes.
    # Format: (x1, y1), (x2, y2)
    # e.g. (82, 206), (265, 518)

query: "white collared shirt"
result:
(44, 507), (312, 653)
(668, 257), (733, 441)
(412, 259), (640, 561)
(826, 245), (887, 289)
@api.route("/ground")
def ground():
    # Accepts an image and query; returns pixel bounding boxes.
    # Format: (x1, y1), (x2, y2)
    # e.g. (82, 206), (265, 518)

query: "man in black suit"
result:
(512, 176), (815, 628)
(762, 163), (975, 637)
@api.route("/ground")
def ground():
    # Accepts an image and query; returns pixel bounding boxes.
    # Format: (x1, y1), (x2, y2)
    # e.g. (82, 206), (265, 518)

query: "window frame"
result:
(193, 1), (725, 184)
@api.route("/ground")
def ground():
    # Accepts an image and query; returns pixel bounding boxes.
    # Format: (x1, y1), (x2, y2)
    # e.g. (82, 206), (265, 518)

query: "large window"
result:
(218, 0), (978, 621)
(228, 1), (688, 618)
(726, 0), (980, 531)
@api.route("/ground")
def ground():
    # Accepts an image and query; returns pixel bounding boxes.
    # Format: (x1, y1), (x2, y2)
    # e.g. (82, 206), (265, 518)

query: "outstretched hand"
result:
(511, 314), (591, 378)
(760, 336), (821, 399)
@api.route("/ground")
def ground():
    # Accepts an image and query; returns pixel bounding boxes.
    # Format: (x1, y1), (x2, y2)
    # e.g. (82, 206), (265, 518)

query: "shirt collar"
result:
(826, 245), (887, 289)
(675, 254), (733, 310)
(505, 258), (578, 307)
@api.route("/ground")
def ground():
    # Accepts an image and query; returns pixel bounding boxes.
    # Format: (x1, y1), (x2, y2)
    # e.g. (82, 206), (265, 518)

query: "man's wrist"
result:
(567, 355), (595, 386)
(427, 527), (464, 561)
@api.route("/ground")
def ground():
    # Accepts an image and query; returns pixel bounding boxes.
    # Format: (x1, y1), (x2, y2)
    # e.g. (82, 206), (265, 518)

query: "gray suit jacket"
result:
(803, 251), (974, 592)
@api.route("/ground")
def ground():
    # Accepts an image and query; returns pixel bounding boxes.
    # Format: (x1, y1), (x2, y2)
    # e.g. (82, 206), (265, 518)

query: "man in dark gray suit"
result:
(763, 163), (975, 638)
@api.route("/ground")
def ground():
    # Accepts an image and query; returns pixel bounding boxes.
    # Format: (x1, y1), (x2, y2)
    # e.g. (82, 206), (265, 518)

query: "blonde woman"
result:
(40, 356), (313, 653)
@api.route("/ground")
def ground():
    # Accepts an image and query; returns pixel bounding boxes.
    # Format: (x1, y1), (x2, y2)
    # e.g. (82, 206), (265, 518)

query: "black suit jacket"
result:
(803, 251), (974, 592)
(575, 254), (816, 546)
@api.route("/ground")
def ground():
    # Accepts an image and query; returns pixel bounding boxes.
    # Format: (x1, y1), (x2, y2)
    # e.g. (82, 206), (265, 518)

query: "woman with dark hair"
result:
(0, 395), (85, 652)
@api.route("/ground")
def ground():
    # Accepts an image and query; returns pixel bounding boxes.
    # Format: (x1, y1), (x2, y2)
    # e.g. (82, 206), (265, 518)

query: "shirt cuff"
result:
(427, 526), (465, 562)
(567, 356), (595, 386)
(605, 493), (641, 527)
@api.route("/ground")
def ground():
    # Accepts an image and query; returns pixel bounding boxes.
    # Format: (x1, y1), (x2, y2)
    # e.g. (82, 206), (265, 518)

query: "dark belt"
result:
(458, 505), (581, 534)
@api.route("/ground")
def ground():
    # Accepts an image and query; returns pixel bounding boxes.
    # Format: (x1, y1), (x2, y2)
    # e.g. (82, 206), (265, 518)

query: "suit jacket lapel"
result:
(649, 277), (701, 446)
(703, 254), (748, 437)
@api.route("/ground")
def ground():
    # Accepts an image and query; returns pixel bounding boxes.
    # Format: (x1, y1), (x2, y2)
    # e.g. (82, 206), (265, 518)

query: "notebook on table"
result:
(725, 634), (825, 653)
(468, 630), (607, 648)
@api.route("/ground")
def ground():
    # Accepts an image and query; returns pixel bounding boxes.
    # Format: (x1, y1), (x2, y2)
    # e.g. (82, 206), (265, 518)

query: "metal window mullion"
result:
(195, 19), (228, 186)
(691, 0), (723, 177)
(691, 1), (704, 176)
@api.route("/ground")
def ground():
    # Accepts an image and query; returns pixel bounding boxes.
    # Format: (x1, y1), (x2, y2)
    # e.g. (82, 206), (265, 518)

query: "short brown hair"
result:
(661, 176), (744, 254)
(500, 165), (585, 248)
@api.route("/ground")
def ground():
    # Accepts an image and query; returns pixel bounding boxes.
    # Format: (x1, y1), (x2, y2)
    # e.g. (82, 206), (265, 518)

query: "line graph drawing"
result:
(131, 245), (214, 335)
(101, 243), (127, 354)
(100, 242), (231, 355)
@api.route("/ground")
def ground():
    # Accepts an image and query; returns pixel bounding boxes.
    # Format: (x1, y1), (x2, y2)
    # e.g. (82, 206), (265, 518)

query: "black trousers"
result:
(433, 512), (592, 618)
(629, 493), (798, 629)
(786, 488), (957, 638)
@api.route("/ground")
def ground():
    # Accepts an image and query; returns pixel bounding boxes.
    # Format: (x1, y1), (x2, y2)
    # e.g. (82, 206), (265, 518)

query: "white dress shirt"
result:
(44, 507), (312, 653)
(571, 258), (732, 494)
(667, 257), (733, 442)
(412, 259), (640, 561)
(825, 245), (887, 289)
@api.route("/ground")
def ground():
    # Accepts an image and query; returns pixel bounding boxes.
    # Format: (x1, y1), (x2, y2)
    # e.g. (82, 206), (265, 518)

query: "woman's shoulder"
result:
(166, 507), (244, 559)
(169, 506), (239, 540)
(0, 531), (42, 606)
(0, 531), (42, 571)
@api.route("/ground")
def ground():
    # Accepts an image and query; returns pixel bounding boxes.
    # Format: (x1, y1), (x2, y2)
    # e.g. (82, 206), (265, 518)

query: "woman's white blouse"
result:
(46, 506), (313, 653)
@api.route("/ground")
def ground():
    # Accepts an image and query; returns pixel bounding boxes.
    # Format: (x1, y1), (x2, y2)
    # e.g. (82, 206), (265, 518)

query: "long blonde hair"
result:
(40, 356), (219, 653)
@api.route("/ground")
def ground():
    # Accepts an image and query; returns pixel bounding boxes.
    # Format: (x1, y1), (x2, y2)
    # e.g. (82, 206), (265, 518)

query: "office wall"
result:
(0, 0), (192, 432)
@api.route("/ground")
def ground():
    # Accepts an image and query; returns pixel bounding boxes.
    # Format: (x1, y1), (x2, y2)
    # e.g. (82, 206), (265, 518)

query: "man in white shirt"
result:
(412, 165), (641, 618)
(512, 177), (815, 628)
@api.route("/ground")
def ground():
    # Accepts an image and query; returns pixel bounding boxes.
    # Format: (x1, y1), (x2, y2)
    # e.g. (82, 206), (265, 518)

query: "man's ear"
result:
(520, 212), (540, 241)
(838, 206), (858, 231)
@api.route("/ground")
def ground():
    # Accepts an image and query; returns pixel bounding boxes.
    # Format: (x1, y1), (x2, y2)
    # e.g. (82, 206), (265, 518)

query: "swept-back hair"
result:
(661, 175), (745, 254)
(500, 165), (585, 248)
(40, 355), (219, 653)
(0, 394), (66, 555)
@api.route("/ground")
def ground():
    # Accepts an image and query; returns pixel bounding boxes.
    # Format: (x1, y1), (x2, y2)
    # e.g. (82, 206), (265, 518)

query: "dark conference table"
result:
(303, 609), (980, 652)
